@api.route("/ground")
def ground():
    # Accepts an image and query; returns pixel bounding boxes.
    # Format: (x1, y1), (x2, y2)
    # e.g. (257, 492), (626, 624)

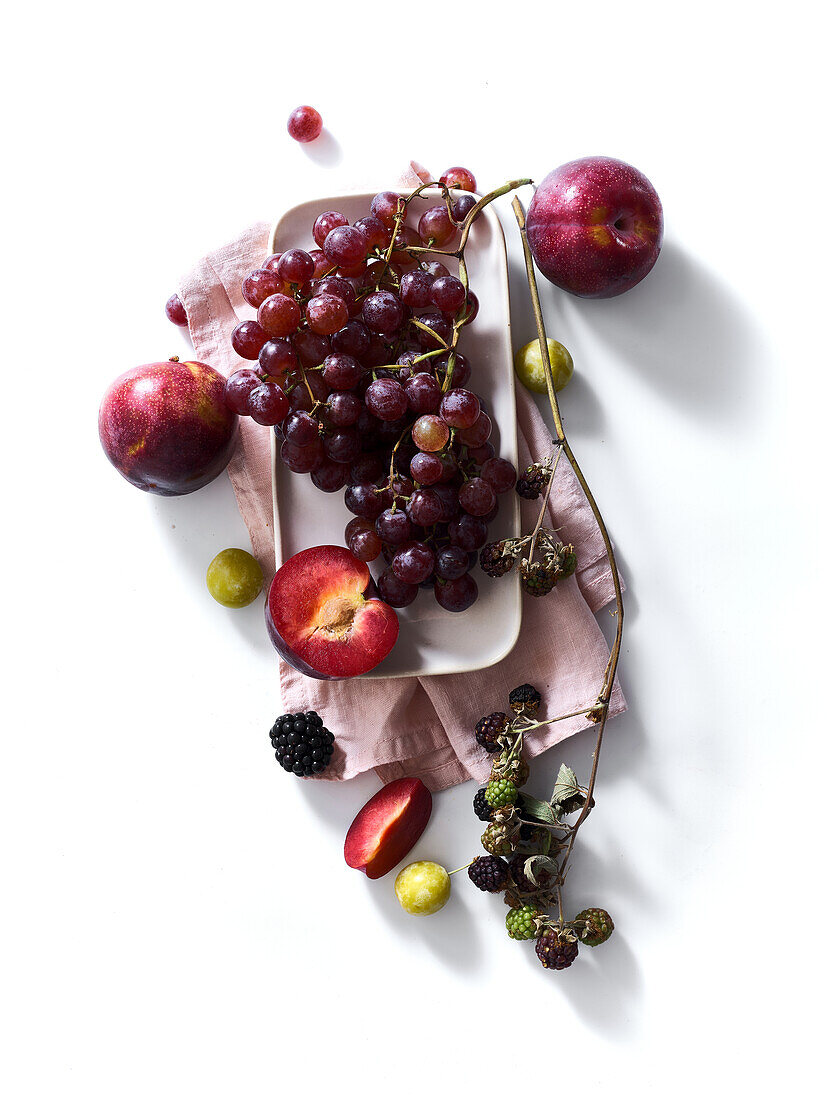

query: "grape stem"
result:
(511, 196), (625, 884)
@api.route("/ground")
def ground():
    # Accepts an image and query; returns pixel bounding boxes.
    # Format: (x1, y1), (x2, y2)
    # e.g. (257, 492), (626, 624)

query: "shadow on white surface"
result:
(303, 130), (343, 168)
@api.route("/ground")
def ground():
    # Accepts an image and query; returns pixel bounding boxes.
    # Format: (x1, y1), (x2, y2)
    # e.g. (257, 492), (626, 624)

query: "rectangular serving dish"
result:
(269, 188), (521, 678)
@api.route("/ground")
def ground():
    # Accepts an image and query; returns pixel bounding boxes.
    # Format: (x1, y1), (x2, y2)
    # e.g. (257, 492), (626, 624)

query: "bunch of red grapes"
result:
(223, 173), (516, 613)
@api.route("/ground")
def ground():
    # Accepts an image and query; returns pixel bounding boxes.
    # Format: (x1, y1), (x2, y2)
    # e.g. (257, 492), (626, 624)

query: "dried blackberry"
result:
(479, 541), (515, 578)
(508, 683), (542, 718)
(520, 559), (557, 597)
(475, 712), (511, 752)
(574, 908), (614, 946)
(515, 461), (551, 500)
(481, 822), (514, 856)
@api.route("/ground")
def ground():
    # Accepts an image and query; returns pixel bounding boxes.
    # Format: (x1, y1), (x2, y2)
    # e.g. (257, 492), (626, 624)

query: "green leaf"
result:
(523, 854), (558, 887)
(551, 763), (584, 815)
(518, 792), (559, 825)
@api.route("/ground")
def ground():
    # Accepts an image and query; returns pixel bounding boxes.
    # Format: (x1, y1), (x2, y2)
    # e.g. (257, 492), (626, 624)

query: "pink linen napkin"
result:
(178, 168), (626, 791)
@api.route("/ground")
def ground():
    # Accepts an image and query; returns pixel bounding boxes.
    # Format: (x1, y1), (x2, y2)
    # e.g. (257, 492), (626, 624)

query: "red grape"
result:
(258, 293), (301, 337)
(459, 290), (479, 325)
(376, 508), (413, 545)
(404, 373), (442, 415)
(458, 476), (496, 516)
(324, 428), (362, 464)
(378, 568), (418, 608)
(390, 226), (422, 267)
(277, 249), (315, 288)
(412, 414), (449, 452)
(400, 270), (435, 308)
(430, 275), (466, 314)
(242, 269), (284, 309)
(313, 276), (357, 316)
(287, 105), (323, 143)
(418, 205), (458, 247)
(305, 294), (348, 335)
(410, 452), (443, 485)
(311, 459), (350, 493)
(258, 338), (297, 380)
(407, 488), (443, 526)
(354, 216), (391, 252)
(247, 382), (289, 426)
(310, 249), (335, 278)
(313, 210), (348, 247)
(416, 313), (452, 350)
(326, 391), (362, 427)
(435, 573), (478, 612)
(332, 319), (370, 358)
(448, 513), (487, 550)
(224, 368), (260, 415)
(468, 441), (495, 465)
(231, 320), (268, 360)
(362, 291), (404, 335)
(458, 411), (492, 447)
(322, 353), (362, 391)
(293, 329), (330, 367)
(370, 191), (404, 227)
(365, 378), (408, 421)
(262, 253), (282, 272)
(281, 437), (324, 473)
(435, 546), (469, 580)
(481, 457), (517, 493)
(422, 260), (450, 279)
(440, 387), (480, 429)
(349, 528), (382, 562)
(284, 411), (320, 446)
(433, 483), (460, 520)
(451, 194), (476, 221)
(439, 166), (477, 192)
(345, 483), (385, 520)
(165, 293), (188, 326)
(392, 542), (435, 584)
(323, 225), (369, 268)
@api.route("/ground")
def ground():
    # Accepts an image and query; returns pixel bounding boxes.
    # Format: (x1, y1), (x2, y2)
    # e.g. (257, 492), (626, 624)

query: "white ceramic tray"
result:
(269, 188), (521, 678)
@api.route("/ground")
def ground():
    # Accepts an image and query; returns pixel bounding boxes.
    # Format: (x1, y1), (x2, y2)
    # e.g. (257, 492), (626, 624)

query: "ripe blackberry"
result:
(535, 928), (579, 970)
(481, 822), (514, 856)
(468, 855), (509, 893)
(475, 712), (511, 752)
(508, 683), (542, 718)
(574, 907), (615, 946)
(473, 787), (494, 821)
(520, 559), (557, 597)
(486, 775), (518, 809)
(479, 541), (515, 578)
(505, 904), (541, 940)
(269, 711), (334, 777)
(515, 461), (551, 500)
(509, 853), (553, 893)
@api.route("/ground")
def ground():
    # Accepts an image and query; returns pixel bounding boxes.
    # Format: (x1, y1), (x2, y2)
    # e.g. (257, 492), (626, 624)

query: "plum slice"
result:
(344, 778), (432, 879)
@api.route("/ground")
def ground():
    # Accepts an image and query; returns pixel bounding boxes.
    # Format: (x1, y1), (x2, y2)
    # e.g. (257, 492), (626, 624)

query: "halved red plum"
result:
(265, 545), (399, 679)
(344, 777), (432, 879)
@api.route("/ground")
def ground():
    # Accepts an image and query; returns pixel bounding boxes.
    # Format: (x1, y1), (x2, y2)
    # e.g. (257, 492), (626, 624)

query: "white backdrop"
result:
(3, 2), (823, 1095)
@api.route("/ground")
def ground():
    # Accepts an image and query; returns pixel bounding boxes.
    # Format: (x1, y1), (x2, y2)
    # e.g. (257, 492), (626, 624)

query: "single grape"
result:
(224, 368), (260, 415)
(288, 385), (312, 412)
(287, 105), (323, 143)
(349, 454), (384, 484)
(247, 383), (289, 426)
(417, 312), (453, 350)
(344, 483), (386, 520)
(311, 459), (350, 493)
(468, 441), (495, 465)
(481, 458), (517, 493)
(399, 270), (435, 308)
(362, 290), (404, 335)
(458, 411), (492, 448)
(430, 275), (466, 315)
(344, 517), (375, 541)
(277, 249), (315, 288)
(390, 225), (422, 267)
(362, 333), (396, 368)
(284, 410), (320, 446)
(206, 548), (264, 608)
(404, 373), (442, 415)
(439, 166), (477, 192)
(305, 294), (348, 335)
(392, 542), (435, 584)
(433, 483), (460, 520)
(435, 573), (478, 612)
(280, 436), (324, 473)
(331, 319), (370, 358)
(323, 226), (369, 268)
(421, 260), (450, 279)
(435, 545), (469, 580)
(435, 351), (471, 389)
(262, 253), (282, 272)
(439, 388), (480, 429)
(258, 293), (301, 338)
(322, 353), (362, 391)
(313, 210), (348, 247)
(407, 488), (444, 526)
(370, 191), (404, 227)
(412, 414), (449, 452)
(458, 290), (479, 326)
(309, 249), (335, 278)
(313, 276), (357, 316)
(458, 476), (496, 516)
(326, 391), (362, 427)
(438, 452), (458, 482)
(378, 568), (418, 608)
(349, 528), (382, 563)
(231, 319), (268, 360)
(165, 293), (188, 327)
(448, 513), (488, 551)
(324, 428), (362, 464)
(258, 337), (297, 380)
(293, 329), (330, 367)
(354, 216), (391, 252)
(365, 378), (408, 421)
(451, 193), (476, 222)
(242, 269), (283, 309)
(376, 508), (413, 545)
(418, 205), (458, 247)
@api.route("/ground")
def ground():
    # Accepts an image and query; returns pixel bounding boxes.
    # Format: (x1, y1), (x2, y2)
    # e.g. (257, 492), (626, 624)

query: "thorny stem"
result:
(511, 196), (625, 886)
(527, 446), (562, 564)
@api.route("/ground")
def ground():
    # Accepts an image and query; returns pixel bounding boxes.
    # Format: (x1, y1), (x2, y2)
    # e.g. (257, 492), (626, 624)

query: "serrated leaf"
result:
(523, 854), (558, 887)
(518, 792), (559, 824)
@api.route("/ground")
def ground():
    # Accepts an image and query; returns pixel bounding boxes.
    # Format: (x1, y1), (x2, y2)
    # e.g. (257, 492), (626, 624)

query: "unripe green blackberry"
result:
(574, 907), (615, 946)
(505, 904), (541, 940)
(486, 775), (518, 809)
(481, 822), (514, 857)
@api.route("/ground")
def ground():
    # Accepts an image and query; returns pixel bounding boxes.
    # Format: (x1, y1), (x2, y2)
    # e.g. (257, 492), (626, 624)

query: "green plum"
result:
(394, 861), (451, 915)
(206, 548), (264, 608)
(514, 338), (574, 395)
